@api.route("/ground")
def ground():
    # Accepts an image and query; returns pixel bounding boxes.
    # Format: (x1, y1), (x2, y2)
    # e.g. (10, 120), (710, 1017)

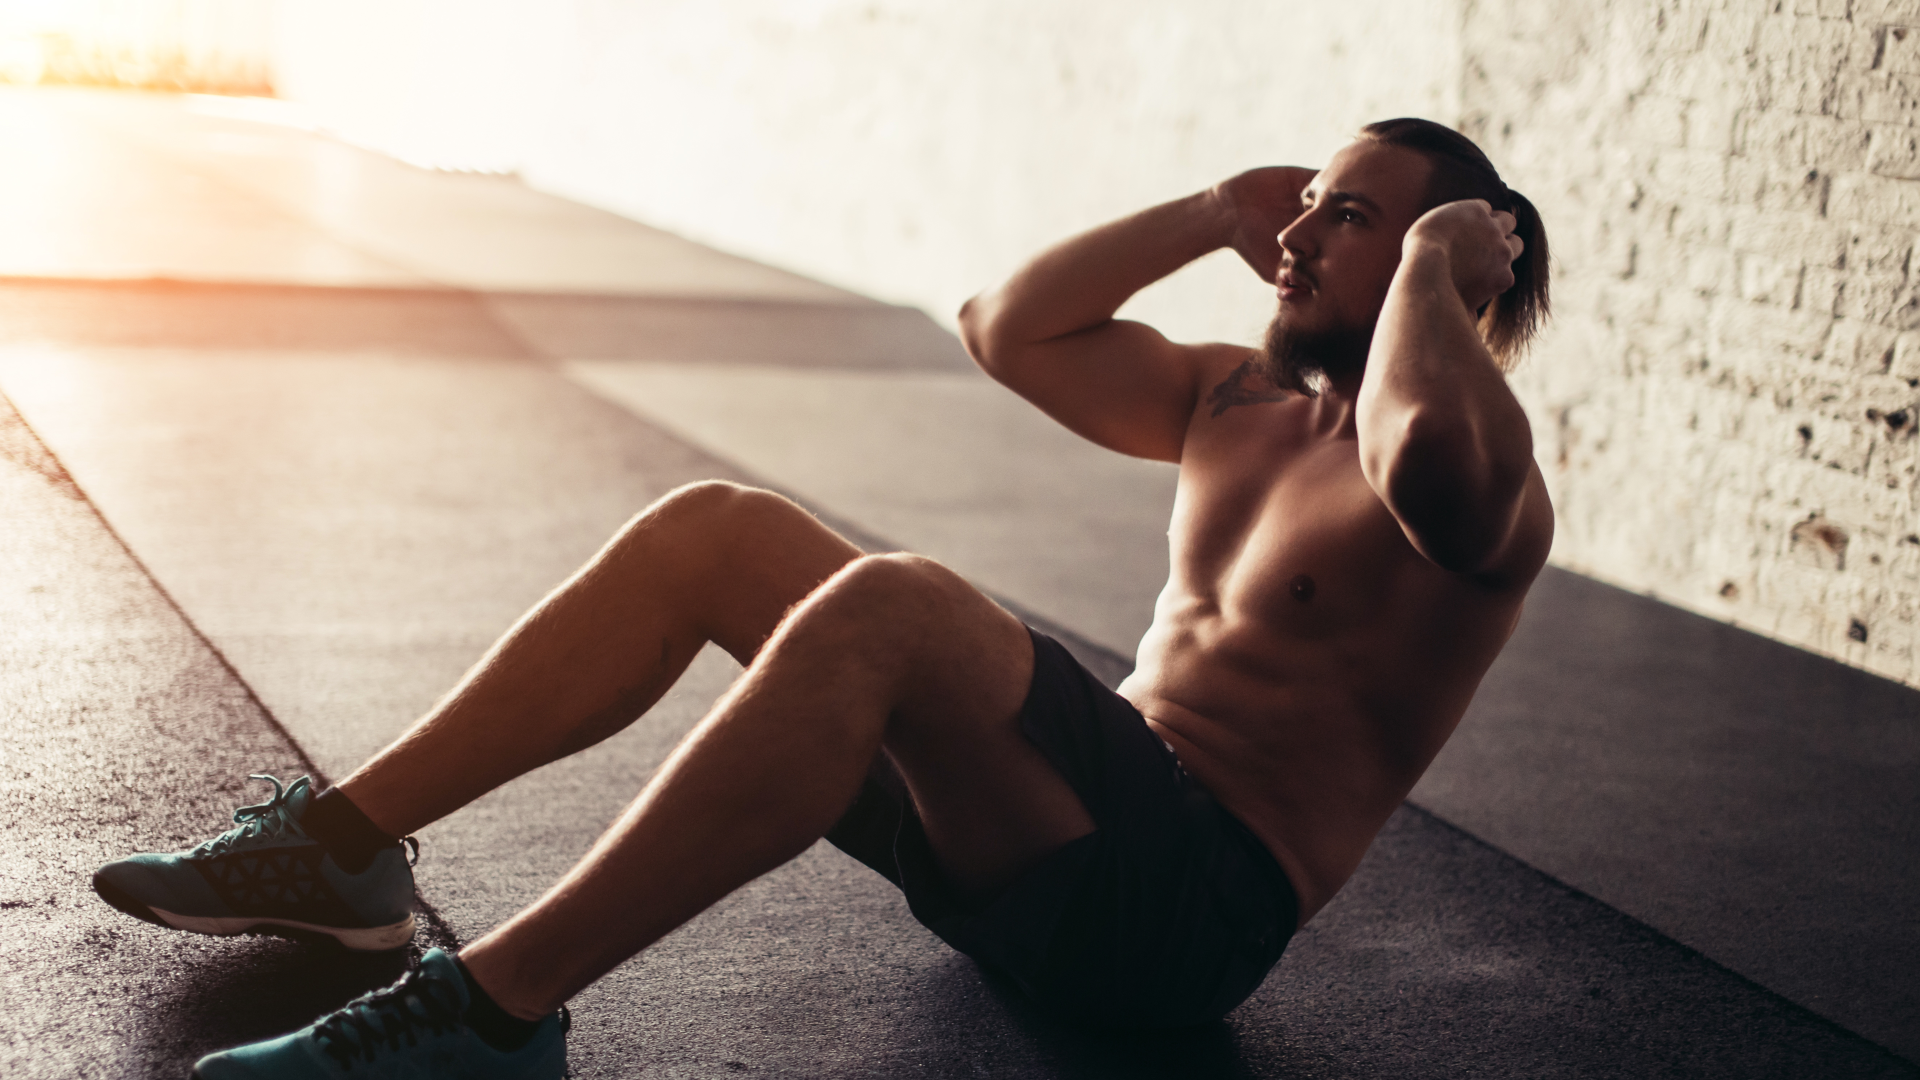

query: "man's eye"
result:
(1339, 209), (1365, 224)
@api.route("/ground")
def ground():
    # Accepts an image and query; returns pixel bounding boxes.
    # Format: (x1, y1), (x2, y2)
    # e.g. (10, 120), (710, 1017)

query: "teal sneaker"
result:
(92, 774), (417, 951)
(191, 948), (569, 1079)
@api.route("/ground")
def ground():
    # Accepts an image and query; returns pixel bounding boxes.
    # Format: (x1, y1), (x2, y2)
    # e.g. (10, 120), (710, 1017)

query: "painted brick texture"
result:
(1472, 0), (1920, 686)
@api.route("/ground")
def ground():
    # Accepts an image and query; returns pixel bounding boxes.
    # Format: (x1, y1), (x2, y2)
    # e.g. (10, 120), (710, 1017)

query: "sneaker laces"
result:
(189, 774), (423, 867)
(312, 964), (464, 1069)
(190, 774), (309, 858)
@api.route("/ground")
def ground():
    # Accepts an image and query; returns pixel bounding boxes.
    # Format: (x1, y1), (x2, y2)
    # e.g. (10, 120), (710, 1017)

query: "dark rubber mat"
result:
(1419, 566), (1920, 1057)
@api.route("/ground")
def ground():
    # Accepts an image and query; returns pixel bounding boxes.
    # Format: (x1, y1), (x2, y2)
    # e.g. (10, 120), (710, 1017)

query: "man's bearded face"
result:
(1258, 306), (1376, 396)
(1255, 140), (1435, 395)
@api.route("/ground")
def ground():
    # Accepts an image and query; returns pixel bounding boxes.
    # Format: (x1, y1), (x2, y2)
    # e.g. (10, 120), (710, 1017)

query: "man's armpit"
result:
(1206, 357), (1292, 418)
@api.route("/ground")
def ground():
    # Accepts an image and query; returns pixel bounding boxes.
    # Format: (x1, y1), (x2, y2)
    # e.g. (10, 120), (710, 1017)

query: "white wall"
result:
(271, 0), (1463, 345)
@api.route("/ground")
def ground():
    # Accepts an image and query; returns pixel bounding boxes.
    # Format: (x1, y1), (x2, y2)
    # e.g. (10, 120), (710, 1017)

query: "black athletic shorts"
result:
(824, 626), (1299, 1029)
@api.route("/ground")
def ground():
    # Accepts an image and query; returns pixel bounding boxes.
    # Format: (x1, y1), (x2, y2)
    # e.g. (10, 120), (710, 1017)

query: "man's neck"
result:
(1305, 373), (1363, 439)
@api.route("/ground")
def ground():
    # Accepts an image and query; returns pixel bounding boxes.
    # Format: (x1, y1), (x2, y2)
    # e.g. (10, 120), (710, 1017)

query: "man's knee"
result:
(812, 553), (989, 632)
(830, 552), (958, 597)
(818, 556), (1033, 742)
(610, 481), (813, 560)
(642, 480), (791, 533)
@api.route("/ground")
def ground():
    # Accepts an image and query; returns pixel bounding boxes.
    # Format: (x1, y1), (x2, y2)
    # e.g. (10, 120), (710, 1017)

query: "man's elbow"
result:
(1416, 511), (1522, 575)
(1383, 434), (1533, 574)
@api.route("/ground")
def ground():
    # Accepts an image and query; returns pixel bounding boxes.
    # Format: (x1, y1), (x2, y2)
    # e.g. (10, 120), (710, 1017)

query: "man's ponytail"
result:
(1480, 187), (1549, 366)
(1358, 118), (1552, 369)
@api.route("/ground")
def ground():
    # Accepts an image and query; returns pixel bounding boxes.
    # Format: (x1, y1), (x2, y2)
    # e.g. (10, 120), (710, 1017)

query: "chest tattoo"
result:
(1289, 574), (1316, 602)
(1206, 358), (1292, 418)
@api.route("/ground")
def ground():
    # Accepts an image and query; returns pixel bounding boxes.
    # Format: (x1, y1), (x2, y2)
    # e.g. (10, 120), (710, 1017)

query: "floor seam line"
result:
(0, 382), (328, 787)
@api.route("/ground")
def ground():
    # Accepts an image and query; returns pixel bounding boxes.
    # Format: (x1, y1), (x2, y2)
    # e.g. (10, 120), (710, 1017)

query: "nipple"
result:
(1288, 574), (1316, 602)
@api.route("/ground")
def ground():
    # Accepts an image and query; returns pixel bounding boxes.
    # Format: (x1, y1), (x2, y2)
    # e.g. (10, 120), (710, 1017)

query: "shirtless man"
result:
(95, 117), (1552, 1078)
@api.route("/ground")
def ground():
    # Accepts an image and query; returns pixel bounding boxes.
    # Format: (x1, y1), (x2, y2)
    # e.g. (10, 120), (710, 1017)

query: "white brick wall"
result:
(270, 0), (1920, 688)
(1475, 0), (1920, 686)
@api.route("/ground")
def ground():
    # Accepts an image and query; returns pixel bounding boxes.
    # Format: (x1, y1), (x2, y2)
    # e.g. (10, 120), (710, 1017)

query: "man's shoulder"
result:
(1186, 349), (1335, 431)
(1197, 353), (1286, 420)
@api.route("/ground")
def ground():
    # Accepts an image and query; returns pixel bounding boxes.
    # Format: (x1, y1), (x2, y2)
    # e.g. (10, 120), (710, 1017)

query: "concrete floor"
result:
(0, 87), (1914, 1078)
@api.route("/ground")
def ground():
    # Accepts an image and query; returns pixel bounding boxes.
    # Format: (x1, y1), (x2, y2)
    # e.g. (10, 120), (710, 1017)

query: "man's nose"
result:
(1276, 210), (1314, 259)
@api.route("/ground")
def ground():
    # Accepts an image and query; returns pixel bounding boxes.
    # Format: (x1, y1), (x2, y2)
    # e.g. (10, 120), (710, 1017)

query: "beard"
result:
(1259, 307), (1376, 397)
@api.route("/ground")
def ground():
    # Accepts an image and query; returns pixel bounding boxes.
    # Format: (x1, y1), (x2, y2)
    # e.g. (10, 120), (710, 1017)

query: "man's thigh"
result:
(867, 558), (1096, 899)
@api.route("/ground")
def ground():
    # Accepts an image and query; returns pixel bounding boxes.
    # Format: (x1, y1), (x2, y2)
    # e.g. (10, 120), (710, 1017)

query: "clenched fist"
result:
(1404, 199), (1524, 313)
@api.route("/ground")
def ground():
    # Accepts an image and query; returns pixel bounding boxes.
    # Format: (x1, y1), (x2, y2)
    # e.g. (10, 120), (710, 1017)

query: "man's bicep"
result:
(975, 319), (1213, 463)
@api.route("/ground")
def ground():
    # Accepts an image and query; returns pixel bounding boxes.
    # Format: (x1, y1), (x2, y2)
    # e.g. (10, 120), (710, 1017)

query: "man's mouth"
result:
(1278, 267), (1314, 296)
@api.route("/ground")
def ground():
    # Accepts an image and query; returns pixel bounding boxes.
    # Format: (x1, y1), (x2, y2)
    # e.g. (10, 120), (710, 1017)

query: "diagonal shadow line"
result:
(0, 382), (463, 952)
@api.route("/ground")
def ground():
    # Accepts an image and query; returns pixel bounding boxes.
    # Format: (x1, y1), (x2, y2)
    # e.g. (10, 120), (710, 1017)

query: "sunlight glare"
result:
(0, 0), (272, 95)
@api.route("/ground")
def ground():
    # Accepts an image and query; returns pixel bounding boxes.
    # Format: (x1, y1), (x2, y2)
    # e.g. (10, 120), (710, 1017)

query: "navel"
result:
(1288, 573), (1316, 602)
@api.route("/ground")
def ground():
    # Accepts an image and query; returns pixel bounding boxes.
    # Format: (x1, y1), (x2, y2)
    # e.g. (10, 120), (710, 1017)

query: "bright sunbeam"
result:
(0, 0), (271, 94)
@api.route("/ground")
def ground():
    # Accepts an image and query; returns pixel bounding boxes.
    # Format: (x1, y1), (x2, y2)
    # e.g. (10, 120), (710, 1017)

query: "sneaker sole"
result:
(148, 905), (417, 951)
(93, 877), (415, 951)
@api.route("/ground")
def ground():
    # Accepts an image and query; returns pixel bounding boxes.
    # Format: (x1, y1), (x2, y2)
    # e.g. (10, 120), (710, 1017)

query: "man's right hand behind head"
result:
(1403, 199), (1523, 315)
(1211, 166), (1317, 284)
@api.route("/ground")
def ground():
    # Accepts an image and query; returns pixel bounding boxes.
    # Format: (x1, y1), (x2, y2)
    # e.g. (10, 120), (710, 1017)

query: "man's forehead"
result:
(1305, 142), (1433, 212)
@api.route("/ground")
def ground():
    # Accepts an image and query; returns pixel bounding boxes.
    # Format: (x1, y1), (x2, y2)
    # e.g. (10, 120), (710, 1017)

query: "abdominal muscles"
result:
(1119, 554), (1502, 923)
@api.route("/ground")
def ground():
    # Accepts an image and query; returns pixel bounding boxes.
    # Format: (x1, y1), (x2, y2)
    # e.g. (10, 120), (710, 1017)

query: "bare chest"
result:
(1168, 411), (1425, 638)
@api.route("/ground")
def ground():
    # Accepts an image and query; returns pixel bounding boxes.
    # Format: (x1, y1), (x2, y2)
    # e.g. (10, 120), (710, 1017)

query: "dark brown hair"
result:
(1358, 118), (1550, 367)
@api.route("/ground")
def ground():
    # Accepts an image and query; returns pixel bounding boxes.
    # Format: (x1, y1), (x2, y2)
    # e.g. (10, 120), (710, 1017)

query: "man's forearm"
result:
(1358, 244), (1535, 571)
(960, 191), (1234, 359)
